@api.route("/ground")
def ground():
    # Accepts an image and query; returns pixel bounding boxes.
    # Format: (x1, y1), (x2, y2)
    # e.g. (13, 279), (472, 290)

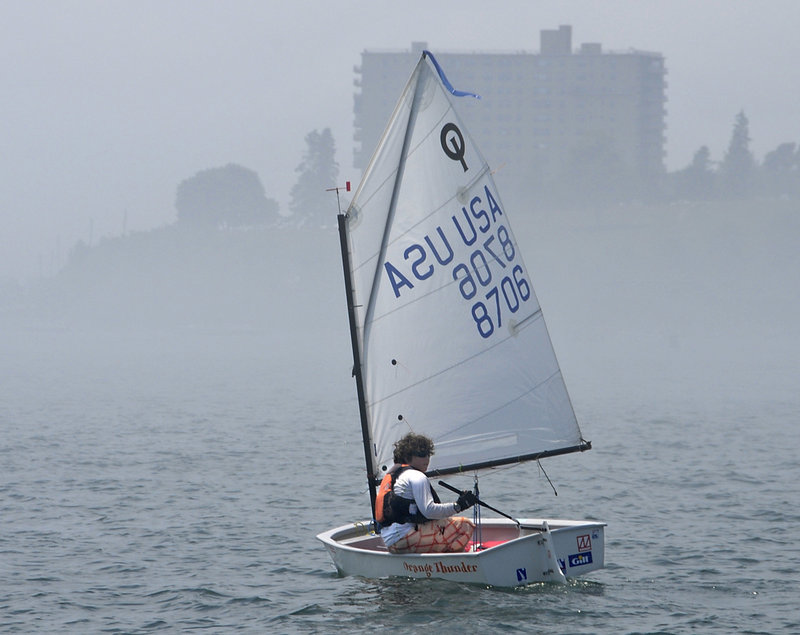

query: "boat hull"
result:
(317, 518), (605, 587)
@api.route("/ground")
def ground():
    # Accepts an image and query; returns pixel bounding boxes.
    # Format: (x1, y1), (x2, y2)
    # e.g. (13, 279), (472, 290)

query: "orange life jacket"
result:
(375, 464), (441, 527)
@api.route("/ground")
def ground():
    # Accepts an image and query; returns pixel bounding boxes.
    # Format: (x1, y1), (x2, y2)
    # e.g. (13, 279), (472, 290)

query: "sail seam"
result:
(438, 367), (565, 442)
(367, 309), (543, 408)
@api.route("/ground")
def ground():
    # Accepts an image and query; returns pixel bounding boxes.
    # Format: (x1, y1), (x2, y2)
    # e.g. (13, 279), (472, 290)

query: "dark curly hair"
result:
(393, 433), (435, 464)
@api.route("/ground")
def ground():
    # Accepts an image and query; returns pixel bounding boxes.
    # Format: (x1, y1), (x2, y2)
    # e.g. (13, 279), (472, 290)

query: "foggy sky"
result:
(2, 0), (799, 281)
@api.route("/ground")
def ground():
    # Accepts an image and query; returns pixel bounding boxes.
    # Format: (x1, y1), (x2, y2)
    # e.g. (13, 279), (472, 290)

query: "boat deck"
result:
(331, 519), (552, 553)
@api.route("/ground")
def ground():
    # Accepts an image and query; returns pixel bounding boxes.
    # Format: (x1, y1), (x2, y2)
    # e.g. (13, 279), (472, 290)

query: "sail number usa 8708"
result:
(382, 183), (532, 340)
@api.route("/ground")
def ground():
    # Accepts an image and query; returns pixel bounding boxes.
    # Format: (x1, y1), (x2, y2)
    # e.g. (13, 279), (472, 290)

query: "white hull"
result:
(317, 518), (605, 587)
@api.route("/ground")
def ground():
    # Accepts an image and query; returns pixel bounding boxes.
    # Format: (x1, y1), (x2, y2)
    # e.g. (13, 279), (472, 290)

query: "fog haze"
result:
(2, 7), (799, 625)
(2, 0), (799, 280)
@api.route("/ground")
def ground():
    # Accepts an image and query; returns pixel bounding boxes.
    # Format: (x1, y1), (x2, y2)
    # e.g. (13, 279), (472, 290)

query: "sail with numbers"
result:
(342, 51), (589, 500)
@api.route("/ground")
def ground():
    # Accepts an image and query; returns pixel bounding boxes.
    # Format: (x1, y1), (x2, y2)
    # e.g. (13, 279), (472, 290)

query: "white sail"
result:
(344, 53), (585, 481)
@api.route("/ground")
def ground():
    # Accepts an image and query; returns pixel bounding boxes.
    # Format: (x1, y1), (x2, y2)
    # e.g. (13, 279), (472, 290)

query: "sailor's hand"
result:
(455, 490), (478, 512)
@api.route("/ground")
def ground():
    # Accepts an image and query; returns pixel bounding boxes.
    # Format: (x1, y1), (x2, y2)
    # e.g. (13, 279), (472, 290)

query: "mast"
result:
(332, 59), (426, 519)
(337, 213), (378, 517)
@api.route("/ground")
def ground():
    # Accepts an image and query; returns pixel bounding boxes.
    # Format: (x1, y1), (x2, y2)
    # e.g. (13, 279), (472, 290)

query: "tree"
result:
(761, 142), (798, 198)
(175, 163), (279, 227)
(674, 145), (715, 200)
(719, 111), (757, 198)
(289, 128), (339, 225)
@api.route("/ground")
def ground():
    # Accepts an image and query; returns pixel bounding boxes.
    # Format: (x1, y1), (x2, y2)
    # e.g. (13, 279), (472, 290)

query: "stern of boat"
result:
(537, 519), (606, 578)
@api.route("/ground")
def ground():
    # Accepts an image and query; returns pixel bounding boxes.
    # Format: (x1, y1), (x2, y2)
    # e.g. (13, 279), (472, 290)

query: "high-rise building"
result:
(353, 26), (667, 200)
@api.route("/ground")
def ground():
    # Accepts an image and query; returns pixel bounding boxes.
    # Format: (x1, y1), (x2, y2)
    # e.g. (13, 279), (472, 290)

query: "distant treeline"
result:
(1, 111), (795, 309)
(666, 112), (798, 202)
(144, 114), (800, 235)
(5, 224), (344, 330)
(521, 111), (800, 208)
(158, 113), (800, 234)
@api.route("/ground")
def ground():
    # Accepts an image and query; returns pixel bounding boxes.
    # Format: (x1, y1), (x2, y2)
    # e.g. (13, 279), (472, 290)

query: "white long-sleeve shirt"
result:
(379, 467), (459, 547)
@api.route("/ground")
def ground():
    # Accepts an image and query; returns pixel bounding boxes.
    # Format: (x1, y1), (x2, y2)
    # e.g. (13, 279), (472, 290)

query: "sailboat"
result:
(317, 51), (605, 586)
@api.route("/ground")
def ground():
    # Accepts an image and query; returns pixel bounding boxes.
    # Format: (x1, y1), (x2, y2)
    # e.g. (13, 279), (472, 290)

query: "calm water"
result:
(2, 324), (798, 634)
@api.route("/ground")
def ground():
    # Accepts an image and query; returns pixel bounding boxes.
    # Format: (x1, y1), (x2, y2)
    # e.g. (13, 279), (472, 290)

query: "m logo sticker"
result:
(577, 534), (591, 552)
(516, 567), (527, 581)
